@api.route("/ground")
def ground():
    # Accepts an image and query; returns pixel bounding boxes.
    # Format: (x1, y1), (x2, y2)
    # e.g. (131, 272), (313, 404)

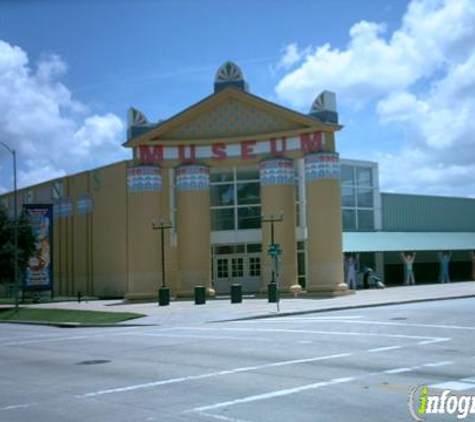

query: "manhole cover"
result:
(77, 359), (111, 365)
(390, 317), (407, 321)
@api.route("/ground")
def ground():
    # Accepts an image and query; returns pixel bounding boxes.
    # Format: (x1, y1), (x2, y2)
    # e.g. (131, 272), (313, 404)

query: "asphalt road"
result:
(1, 298), (475, 422)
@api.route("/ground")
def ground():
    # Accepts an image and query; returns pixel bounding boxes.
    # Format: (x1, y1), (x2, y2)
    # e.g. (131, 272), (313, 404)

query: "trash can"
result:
(268, 283), (279, 303)
(158, 286), (170, 306)
(194, 286), (206, 305)
(230, 284), (242, 304)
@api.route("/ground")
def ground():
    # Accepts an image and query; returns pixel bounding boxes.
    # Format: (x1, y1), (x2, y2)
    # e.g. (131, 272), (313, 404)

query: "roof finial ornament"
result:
(214, 61), (249, 93)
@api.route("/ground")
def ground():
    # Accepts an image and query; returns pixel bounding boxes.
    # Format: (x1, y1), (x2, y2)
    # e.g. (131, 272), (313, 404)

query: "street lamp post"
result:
(152, 219), (173, 306)
(0, 141), (19, 310)
(262, 212), (283, 306)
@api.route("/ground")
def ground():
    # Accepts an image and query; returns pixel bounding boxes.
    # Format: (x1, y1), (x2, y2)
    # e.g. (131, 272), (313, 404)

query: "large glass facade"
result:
(210, 166), (261, 231)
(340, 163), (375, 231)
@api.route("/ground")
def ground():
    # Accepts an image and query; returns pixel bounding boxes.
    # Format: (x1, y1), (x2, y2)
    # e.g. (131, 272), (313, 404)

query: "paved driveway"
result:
(1, 297), (475, 421)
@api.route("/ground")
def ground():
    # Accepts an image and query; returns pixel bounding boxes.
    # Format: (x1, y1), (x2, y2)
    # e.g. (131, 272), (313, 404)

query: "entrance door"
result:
(213, 253), (261, 294)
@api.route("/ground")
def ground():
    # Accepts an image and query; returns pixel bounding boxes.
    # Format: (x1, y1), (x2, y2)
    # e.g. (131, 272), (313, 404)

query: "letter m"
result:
(139, 145), (163, 164)
(300, 132), (324, 153)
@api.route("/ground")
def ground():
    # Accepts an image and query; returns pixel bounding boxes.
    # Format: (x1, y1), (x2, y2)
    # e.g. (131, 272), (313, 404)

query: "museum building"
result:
(1, 62), (475, 299)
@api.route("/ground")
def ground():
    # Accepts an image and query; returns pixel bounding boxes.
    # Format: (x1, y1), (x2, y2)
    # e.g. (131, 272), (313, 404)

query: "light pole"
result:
(0, 141), (19, 310)
(262, 212), (283, 305)
(152, 219), (173, 306)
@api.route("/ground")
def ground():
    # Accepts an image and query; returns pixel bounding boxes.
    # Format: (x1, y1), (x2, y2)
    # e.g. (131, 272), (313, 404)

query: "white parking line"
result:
(198, 412), (256, 422)
(77, 352), (352, 398)
(384, 367), (415, 374)
(368, 346), (404, 353)
(188, 377), (357, 413)
(255, 318), (475, 331)
(176, 326), (448, 343)
(430, 381), (475, 391)
(0, 403), (37, 411)
(423, 361), (454, 367)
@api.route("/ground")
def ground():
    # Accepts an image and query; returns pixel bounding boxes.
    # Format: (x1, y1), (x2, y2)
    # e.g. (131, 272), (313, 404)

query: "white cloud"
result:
(275, 0), (475, 197)
(0, 39), (127, 193)
(276, 43), (310, 70)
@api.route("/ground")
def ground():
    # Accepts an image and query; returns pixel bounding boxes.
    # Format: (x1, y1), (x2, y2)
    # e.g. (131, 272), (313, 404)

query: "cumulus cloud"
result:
(275, 0), (475, 197)
(0, 39), (127, 193)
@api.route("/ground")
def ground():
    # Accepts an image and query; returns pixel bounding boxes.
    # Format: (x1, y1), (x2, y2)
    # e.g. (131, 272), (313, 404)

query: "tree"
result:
(0, 206), (35, 288)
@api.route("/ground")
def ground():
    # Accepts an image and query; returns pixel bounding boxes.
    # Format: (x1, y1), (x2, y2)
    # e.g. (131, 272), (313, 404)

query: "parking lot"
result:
(1, 298), (475, 421)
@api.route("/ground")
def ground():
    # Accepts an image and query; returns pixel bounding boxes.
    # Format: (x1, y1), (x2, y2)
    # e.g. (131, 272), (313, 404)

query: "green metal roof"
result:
(343, 232), (475, 253)
(382, 193), (475, 232)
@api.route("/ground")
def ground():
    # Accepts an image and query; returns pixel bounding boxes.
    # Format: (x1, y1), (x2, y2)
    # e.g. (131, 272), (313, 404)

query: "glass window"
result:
(247, 244), (262, 253)
(342, 209), (357, 231)
(341, 186), (356, 207)
(297, 241), (305, 251)
(297, 251), (306, 276)
(210, 167), (234, 183)
(211, 184), (235, 207)
(340, 165), (354, 185)
(249, 257), (261, 276)
(211, 208), (235, 231)
(237, 206), (261, 229)
(237, 182), (260, 205)
(236, 166), (259, 181)
(217, 258), (229, 278)
(232, 258), (244, 277)
(357, 167), (372, 187)
(358, 210), (374, 230)
(357, 188), (373, 208)
(215, 245), (233, 255)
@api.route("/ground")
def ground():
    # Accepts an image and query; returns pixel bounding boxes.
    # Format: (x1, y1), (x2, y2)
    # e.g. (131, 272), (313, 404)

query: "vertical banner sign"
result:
(23, 204), (53, 291)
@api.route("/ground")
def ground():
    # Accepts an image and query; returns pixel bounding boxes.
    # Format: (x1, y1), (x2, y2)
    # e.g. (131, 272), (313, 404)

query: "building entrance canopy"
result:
(343, 232), (475, 253)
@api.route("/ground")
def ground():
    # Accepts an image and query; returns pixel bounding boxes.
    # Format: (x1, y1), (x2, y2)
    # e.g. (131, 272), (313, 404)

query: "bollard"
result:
(268, 283), (279, 303)
(77, 291), (81, 303)
(158, 286), (170, 306)
(194, 286), (206, 305)
(230, 284), (242, 304)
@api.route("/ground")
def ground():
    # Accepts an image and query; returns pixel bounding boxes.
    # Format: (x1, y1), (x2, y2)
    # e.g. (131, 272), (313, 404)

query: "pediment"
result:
(162, 97), (307, 141)
(125, 88), (335, 147)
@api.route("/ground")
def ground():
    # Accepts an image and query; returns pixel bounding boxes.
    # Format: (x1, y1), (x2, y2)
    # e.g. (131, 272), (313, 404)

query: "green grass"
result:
(0, 308), (145, 324)
(0, 296), (100, 305)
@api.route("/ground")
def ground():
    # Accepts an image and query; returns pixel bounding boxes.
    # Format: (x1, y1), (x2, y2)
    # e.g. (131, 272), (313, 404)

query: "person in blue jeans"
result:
(438, 251), (452, 283)
(400, 252), (416, 285)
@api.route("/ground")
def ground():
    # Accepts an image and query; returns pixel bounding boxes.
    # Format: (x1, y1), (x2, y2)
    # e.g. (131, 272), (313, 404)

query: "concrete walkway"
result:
(22, 281), (475, 326)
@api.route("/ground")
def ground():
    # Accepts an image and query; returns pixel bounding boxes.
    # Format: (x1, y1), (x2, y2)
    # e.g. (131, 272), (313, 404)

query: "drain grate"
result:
(390, 317), (407, 321)
(77, 359), (111, 365)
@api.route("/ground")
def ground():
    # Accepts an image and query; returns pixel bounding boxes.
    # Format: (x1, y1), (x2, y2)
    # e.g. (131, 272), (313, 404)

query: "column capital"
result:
(259, 157), (294, 186)
(127, 165), (162, 192)
(175, 164), (210, 191)
(304, 152), (340, 181)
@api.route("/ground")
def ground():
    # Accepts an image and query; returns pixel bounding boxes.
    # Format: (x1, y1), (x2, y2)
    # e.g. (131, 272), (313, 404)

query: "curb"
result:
(0, 320), (156, 328)
(215, 294), (475, 322)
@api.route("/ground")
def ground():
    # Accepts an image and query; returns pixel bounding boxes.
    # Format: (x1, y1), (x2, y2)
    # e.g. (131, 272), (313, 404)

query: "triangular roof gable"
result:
(124, 88), (339, 147)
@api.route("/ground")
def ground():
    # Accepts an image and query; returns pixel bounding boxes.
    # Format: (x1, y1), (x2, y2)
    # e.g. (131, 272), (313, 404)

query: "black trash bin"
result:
(268, 283), (279, 303)
(158, 286), (170, 306)
(194, 286), (206, 305)
(230, 284), (242, 304)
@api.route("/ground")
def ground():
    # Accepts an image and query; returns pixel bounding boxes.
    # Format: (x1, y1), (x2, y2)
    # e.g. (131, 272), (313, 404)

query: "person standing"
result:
(400, 252), (416, 285)
(345, 254), (358, 290)
(439, 251), (452, 283)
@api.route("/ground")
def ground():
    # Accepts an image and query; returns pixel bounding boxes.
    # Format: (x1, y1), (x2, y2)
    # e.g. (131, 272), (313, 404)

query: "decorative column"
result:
(305, 152), (348, 295)
(260, 158), (298, 292)
(126, 165), (163, 300)
(176, 165), (211, 296)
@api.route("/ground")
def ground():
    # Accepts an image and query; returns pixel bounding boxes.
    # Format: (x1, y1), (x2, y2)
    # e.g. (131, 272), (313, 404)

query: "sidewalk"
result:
(23, 281), (475, 326)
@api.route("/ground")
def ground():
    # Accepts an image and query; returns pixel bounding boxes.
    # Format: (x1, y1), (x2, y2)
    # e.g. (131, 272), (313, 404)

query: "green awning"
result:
(343, 232), (475, 253)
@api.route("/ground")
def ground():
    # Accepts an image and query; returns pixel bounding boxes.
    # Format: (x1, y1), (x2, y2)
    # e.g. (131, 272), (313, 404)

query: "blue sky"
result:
(0, 0), (474, 197)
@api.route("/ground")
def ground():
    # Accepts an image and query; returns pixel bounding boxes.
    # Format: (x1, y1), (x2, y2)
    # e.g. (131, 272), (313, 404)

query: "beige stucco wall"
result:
(176, 190), (211, 296)
(261, 184), (298, 291)
(306, 178), (347, 294)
